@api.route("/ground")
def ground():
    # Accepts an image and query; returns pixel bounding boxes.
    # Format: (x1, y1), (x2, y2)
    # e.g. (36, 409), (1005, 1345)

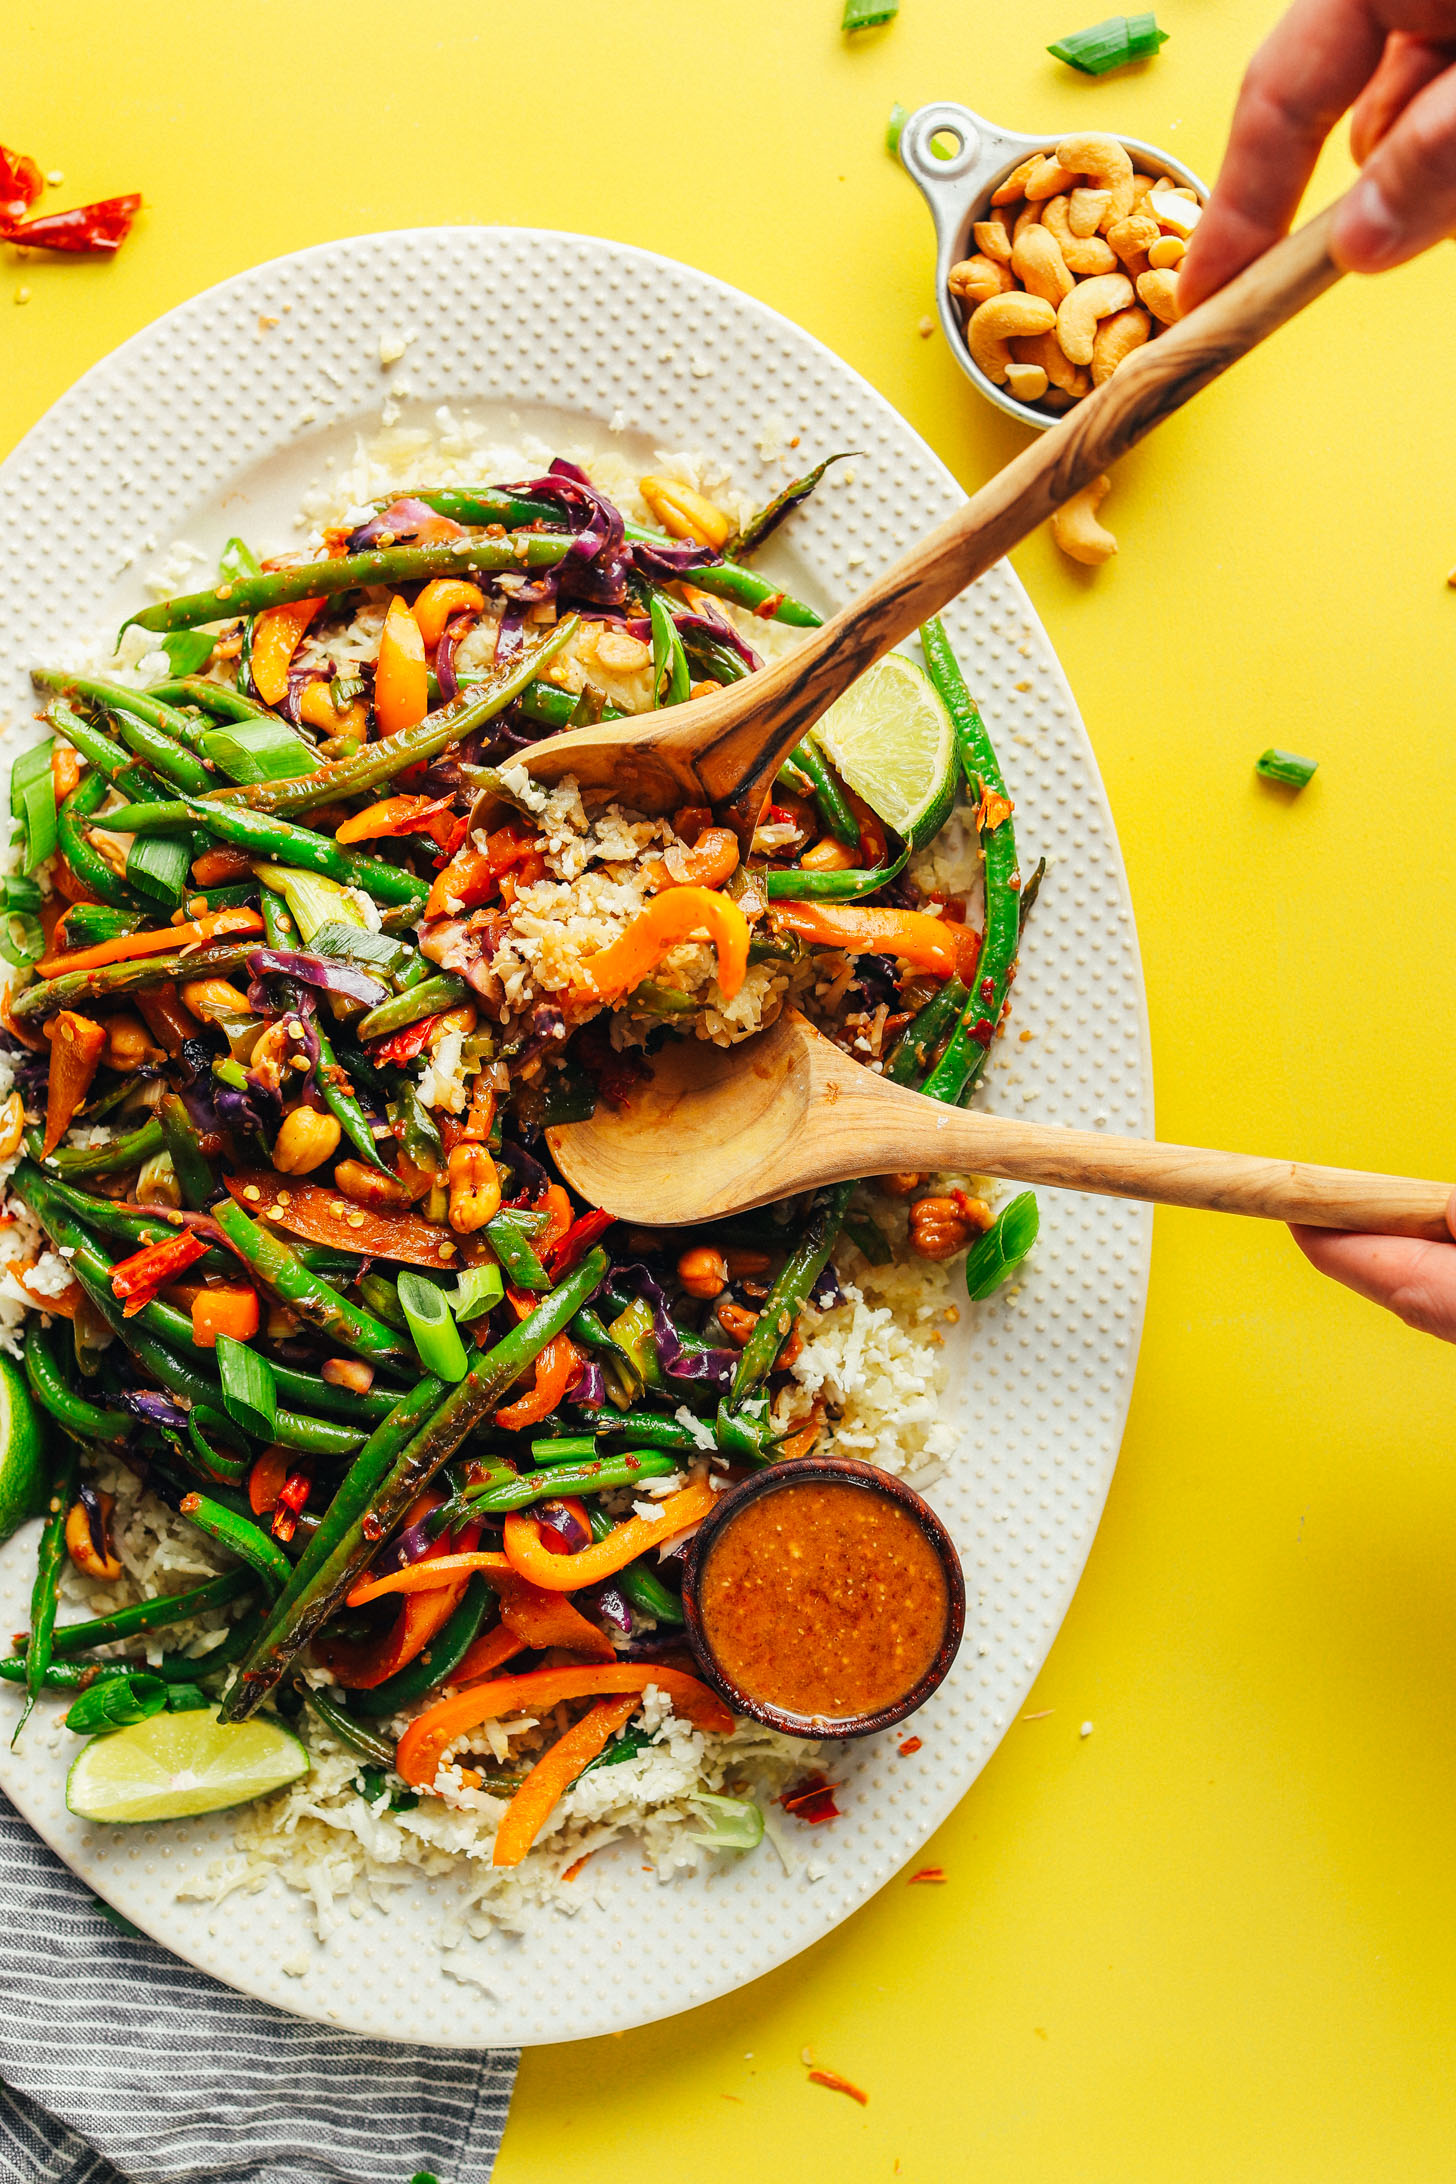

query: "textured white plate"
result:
(0, 227), (1151, 2046)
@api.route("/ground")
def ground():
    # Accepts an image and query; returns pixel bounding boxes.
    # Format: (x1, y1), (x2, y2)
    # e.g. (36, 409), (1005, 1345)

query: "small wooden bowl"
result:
(679, 1455), (966, 1739)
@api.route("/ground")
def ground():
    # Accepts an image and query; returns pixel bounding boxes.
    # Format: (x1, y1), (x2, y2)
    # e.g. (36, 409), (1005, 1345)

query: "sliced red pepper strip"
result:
(5, 193), (141, 255)
(544, 1208), (612, 1280)
(109, 1230), (207, 1301)
(224, 1170), (475, 1272)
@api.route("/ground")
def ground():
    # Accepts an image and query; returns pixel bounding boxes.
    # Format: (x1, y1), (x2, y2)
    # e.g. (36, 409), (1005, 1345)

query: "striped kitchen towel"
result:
(0, 1794), (518, 2184)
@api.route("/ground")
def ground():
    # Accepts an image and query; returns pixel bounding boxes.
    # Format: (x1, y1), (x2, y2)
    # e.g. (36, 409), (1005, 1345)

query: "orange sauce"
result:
(697, 1480), (949, 1725)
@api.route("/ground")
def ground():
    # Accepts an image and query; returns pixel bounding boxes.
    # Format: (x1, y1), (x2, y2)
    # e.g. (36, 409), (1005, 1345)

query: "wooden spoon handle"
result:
(700, 201), (1344, 824)
(845, 1101), (1453, 1239)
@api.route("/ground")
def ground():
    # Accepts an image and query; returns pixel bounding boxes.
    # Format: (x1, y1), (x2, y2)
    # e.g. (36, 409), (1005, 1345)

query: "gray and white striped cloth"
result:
(0, 1795), (517, 2184)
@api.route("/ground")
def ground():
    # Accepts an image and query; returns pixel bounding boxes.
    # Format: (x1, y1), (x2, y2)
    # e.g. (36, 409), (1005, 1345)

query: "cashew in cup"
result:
(1090, 304), (1152, 387)
(1068, 186), (1111, 237)
(1051, 475), (1117, 566)
(1055, 132), (1136, 222)
(1041, 195), (1119, 277)
(1136, 267), (1182, 324)
(967, 291), (1057, 383)
(949, 254), (1014, 306)
(1010, 223), (1074, 306)
(972, 215), (1013, 262)
(1056, 271), (1135, 366)
(1004, 361), (1050, 403)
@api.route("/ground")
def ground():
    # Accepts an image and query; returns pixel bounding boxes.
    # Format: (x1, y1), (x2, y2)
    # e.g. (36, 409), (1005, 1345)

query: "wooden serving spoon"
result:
(547, 1010), (1453, 1238)
(521, 203), (1344, 835)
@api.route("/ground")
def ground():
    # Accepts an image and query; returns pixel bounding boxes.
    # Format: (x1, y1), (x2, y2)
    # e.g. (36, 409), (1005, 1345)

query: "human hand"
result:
(1291, 1195), (1456, 1342)
(1181, 0), (1456, 310)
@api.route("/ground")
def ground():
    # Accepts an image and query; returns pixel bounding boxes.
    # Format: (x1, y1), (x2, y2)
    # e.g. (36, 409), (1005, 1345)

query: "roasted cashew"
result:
(1041, 195), (1118, 276)
(949, 253), (1015, 306)
(1004, 360), (1050, 404)
(972, 215), (1013, 263)
(1106, 212), (1160, 269)
(1056, 132), (1136, 223)
(1012, 201), (1043, 242)
(992, 155), (1042, 206)
(1055, 271), (1134, 366)
(1090, 304), (1152, 386)
(1068, 186), (1111, 238)
(1148, 189), (1203, 240)
(1136, 267), (1182, 324)
(1014, 329), (1088, 396)
(1010, 223), (1074, 306)
(1147, 234), (1186, 270)
(1051, 475), (1117, 566)
(1024, 153), (1079, 201)
(966, 291), (1057, 383)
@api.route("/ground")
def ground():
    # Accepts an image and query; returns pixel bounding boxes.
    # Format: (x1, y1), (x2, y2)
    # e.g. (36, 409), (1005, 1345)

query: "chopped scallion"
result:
(219, 536), (262, 583)
(964, 1191), (1039, 1303)
(1255, 748), (1318, 789)
(10, 743), (57, 875)
(1048, 12), (1168, 74)
(159, 629), (216, 677)
(886, 101), (909, 155)
(216, 1333), (278, 1440)
(530, 1434), (598, 1464)
(453, 1263), (504, 1323)
(199, 718), (315, 785)
(842, 0), (898, 26)
(397, 1270), (469, 1383)
(686, 1792), (765, 1850)
(125, 832), (192, 908)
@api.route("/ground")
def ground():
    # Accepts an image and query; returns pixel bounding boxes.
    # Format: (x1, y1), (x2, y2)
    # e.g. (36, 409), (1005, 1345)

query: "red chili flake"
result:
(753, 592), (787, 620)
(908, 1866), (946, 1884)
(807, 2068), (868, 2106)
(0, 143), (42, 224)
(560, 1852), (594, 1883)
(969, 1017), (995, 1049)
(5, 193), (141, 256)
(780, 1773), (841, 1824)
(898, 1735), (922, 1756)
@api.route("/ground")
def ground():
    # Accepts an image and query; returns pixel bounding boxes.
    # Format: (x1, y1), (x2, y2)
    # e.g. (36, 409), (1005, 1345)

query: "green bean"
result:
(105, 711), (212, 795)
(222, 1250), (608, 1721)
(23, 1176), (189, 1252)
(46, 700), (146, 784)
(514, 679), (579, 728)
(15, 1437), (79, 1743)
(89, 797), (429, 911)
(40, 1117), (166, 1178)
(24, 1321), (129, 1442)
(622, 522), (821, 626)
(487, 1212), (549, 1292)
(221, 1375), (447, 1716)
(158, 1094), (215, 1209)
(11, 939), (261, 1020)
(145, 677), (272, 722)
(595, 1409), (716, 1453)
(1019, 855), (1046, 934)
(465, 1450), (677, 1511)
(357, 1274), (408, 1332)
(0, 1656), (144, 1691)
(355, 975), (469, 1043)
(763, 849), (909, 900)
(179, 1492), (291, 1593)
(204, 618), (578, 816)
(349, 1576), (492, 1717)
(31, 673), (210, 752)
(301, 1682), (397, 1763)
(122, 537), (574, 637)
(728, 452), (856, 561)
(409, 487), (564, 529)
(649, 593), (690, 707)
(181, 882), (260, 915)
(726, 1184), (849, 1410)
(842, 1210), (893, 1265)
(212, 1201), (410, 1367)
(793, 739), (860, 845)
(55, 770), (141, 912)
(44, 1569), (255, 1655)
(270, 1359), (396, 1423)
(585, 1505), (684, 1624)
(883, 976), (967, 1086)
(918, 617), (1022, 1105)
(530, 1434), (599, 1464)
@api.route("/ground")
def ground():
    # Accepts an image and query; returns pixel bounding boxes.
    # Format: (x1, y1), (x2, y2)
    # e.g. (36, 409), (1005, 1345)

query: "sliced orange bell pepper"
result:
(36, 906), (263, 980)
(375, 594), (429, 735)
(502, 1479), (716, 1592)
(770, 901), (960, 981)
(491, 1568), (615, 1662)
(574, 888), (748, 1004)
(50, 744), (82, 804)
(492, 1695), (638, 1867)
(250, 597), (324, 706)
(334, 794), (453, 846)
(346, 1550), (511, 1608)
(494, 1333), (579, 1430)
(413, 579), (486, 650)
(533, 1183), (574, 1257)
(192, 1285), (260, 1349)
(320, 1505), (484, 1688)
(452, 1623), (527, 1685)
(248, 1445), (290, 1516)
(424, 824), (541, 918)
(395, 1662), (734, 1789)
(645, 826), (740, 892)
(41, 1011), (107, 1159)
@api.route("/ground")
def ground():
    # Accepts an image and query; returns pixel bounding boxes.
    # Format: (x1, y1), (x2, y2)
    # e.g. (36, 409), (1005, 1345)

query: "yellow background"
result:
(7, 3), (1456, 2176)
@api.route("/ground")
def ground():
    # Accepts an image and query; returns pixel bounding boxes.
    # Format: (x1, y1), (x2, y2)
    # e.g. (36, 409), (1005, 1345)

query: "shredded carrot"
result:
(574, 888), (749, 1004)
(191, 1286), (260, 1349)
(501, 1479), (715, 1592)
(560, 1851), (596, 1883)
(41, 1011), (107, 1159)
(807, 2069), (869, 2106)
(345, 1549), (511, 1608)
(36, 906), (263, 980)
(494, 1332), (579, 1430)
(250, 597), (324, 706)
(771, 900), (960, 980)
(491, 1570), (615, 1661)
(412, 578), (485, 649)
(395, 1662), (734, 1789)
(492, 1695), (638, 1867)
(374, 594), (429, 734)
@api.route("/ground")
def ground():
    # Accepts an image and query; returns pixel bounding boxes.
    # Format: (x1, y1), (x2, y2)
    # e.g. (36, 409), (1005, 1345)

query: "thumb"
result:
(1334, 56), (1456, 271)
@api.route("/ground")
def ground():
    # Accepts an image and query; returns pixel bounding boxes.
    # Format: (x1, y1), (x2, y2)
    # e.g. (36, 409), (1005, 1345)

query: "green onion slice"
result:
(886, 101), (909, 155)
(1048, 12), (1168, 74)
(126, 833), (191, 908)
(843, 0), (898, 27)
(965, 1191), (1040, 1302)
(219, 536), (262, 583)
(217, 1333), (279, 1441)
(396, 1271), (469, 1384)
(1255, 748), (1318, 789)
(159, 630), (216, 677)
(453, 1263), (504, 1323)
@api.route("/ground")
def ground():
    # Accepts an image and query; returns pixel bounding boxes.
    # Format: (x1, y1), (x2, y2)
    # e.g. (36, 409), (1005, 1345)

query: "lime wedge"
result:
(0, 1353), (47, 1542)
(809, 652), (956, 851)
(66, 1705), (308, 1824)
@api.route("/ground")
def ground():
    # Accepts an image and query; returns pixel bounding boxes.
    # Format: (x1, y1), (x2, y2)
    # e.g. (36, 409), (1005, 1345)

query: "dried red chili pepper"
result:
(109, 1229), (206, 1301)
(5, 193), (141, 255)
(0, 144), (42, 225)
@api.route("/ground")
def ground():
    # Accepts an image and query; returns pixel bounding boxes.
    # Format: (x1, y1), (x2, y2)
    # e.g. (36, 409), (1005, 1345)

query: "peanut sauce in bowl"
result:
(681, 1457), (965, 1737)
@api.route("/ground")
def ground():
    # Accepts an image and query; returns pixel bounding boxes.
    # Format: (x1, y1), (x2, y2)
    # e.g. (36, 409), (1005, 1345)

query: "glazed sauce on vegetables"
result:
(697, 1480), (949, 1724)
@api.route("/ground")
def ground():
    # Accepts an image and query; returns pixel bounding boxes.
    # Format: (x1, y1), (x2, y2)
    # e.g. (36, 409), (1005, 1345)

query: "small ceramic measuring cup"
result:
(899, 99), (1208, 429)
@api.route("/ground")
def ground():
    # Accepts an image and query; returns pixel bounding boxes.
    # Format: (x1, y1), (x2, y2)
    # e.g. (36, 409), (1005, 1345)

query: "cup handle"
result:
(898, 101), (1035, 265)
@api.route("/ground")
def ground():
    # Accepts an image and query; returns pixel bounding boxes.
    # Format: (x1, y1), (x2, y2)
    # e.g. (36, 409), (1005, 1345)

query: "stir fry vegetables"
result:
(1, 449), (1040, 1870)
